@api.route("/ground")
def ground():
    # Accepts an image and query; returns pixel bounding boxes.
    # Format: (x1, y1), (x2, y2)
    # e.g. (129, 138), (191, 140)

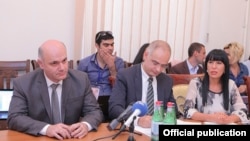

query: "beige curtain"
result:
(74, 0), (205, 62)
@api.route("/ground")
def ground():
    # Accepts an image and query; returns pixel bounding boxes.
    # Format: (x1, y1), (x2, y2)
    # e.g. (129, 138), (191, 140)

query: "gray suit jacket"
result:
(169, 60), (204, 74)
(108, 64), (177, 119)
(7, 69), (103, 136)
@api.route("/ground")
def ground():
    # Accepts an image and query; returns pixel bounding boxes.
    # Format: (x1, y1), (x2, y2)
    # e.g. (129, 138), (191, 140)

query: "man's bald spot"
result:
(147, 40), (171, 55)
(38, 40), (66, 59)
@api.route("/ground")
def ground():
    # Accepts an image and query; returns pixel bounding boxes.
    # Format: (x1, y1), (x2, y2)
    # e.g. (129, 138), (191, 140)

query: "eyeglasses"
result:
(96, 31), (113, 42)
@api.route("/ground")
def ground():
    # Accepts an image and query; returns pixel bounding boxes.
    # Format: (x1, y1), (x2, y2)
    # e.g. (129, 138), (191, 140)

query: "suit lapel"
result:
(61, 74), (71, 122)
(38, 71), (53, 123)
(184, 61), (190, 74)
(135, 65), (142, 100)
(156, 74), (164, 101)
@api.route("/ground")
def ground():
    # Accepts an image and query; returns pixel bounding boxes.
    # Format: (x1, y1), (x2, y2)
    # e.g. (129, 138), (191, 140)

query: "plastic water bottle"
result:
(151, 101), (164, 141)
(163, 102), (176, 125)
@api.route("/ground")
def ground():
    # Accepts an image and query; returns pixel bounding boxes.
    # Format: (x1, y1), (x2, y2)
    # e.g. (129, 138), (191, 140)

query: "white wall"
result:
(0, 0), (75, 61)
(1, 0), (250, 63)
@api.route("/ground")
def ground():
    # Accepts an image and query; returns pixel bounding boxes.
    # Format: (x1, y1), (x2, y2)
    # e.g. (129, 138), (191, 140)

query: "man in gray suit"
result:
(7, 40), (103, 140)
(109, 40), (177, 128)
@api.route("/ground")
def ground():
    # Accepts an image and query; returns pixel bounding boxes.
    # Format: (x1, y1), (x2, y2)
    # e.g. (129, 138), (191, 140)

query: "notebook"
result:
(0, 90), (13, 119)
(97, 95), (110, 121)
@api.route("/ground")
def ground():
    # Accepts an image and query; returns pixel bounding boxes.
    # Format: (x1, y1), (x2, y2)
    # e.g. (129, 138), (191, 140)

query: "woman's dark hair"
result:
(202, 49), (230, 110)
(133, 43), (150, 65)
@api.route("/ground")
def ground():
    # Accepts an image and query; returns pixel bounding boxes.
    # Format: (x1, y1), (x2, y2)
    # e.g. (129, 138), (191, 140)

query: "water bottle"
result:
(163, 102), (176, 125)
(151, 101), (164, 141)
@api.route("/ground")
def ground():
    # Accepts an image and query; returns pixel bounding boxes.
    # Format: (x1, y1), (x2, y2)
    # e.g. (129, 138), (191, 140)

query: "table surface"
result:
(0, 123), (150, 141)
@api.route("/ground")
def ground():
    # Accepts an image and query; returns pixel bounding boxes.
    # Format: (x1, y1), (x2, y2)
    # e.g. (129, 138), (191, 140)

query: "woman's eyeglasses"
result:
(96, 31), (113, 41)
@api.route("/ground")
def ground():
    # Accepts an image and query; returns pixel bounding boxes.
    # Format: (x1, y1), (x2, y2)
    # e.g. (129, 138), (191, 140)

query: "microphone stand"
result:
(127, 116), (136, 141)
(112, 117), (142, 140)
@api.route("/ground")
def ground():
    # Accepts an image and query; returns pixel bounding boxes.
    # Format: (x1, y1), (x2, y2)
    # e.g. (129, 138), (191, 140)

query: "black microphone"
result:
(107, 103), (133, 130)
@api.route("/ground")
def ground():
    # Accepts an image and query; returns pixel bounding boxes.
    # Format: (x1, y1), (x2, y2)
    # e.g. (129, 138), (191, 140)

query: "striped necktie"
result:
(51, 84), (61, 124)
(146, 77), (154, 115)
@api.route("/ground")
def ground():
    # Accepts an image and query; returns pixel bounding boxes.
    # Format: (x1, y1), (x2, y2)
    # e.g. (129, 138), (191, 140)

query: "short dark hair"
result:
(188, 42), (205, 57)
(95, 31), (114, 45)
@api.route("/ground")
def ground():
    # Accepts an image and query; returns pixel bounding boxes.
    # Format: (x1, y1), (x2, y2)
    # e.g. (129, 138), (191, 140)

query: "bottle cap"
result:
(167, 102), (174, 107)
(156, 101), (163, 106)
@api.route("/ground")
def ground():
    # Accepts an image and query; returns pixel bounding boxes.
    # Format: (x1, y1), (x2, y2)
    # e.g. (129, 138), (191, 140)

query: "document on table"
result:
(134, 125), (151, 137)
(177, 119), (202, 125)
(203, 122), (236, 125)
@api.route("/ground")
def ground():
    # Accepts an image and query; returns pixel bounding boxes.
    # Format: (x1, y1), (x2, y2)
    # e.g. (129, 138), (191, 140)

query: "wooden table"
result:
(0, 123), (150, 141)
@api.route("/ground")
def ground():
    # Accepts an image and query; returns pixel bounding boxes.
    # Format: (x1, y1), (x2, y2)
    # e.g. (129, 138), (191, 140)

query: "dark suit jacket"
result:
(7, 69), (103, 136)
(108, 64), (177, 119)
(169, 60), (204, 74)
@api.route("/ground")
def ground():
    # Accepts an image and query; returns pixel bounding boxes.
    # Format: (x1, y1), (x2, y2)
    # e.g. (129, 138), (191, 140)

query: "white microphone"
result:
(121, 101), (148, 130)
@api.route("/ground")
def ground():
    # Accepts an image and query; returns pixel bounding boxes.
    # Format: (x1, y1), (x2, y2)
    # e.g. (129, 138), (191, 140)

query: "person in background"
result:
(7, 40), (103, 140)
(183, 49), (248, 124)
(243, 55), (250, 76)
(77, 31), (124, 96)
(109, 40), (178, 128)
(169, 42), (206, 74)
(133, 43), (150, 65)
(223, 42), (249, 96)
(77, 31), (124, 122)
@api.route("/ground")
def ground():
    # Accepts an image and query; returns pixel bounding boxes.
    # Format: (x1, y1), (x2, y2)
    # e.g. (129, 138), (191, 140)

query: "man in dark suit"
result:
(169, 42), (206, 74)
(7, 40), (103, 140)
(109, 40), (177, 128)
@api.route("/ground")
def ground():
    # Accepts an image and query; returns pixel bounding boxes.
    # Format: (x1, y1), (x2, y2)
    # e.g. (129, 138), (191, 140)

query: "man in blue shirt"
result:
(78, 31), (124, 96)
(78, 31), (124, 121)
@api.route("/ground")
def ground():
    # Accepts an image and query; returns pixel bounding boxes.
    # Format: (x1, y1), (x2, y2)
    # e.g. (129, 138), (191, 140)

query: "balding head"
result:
(38, 40), (66, 60)
(143, 40), (171, 77)
(146, 40), (171, 56)
(37, 39), (68, 83)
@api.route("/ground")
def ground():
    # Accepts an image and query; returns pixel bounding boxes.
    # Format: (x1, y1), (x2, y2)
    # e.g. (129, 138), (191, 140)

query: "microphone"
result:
(121, 101), (148, 131)
(107, 103), (134, 130)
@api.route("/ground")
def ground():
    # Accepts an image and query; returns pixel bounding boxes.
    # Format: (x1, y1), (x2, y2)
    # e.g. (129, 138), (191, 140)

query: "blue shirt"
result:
(229, 63), (249, 95)
(77, 53), (124, 96)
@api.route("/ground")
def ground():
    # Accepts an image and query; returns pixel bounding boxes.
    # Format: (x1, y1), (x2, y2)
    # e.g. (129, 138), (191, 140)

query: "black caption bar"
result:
(159, 125), (250, 140)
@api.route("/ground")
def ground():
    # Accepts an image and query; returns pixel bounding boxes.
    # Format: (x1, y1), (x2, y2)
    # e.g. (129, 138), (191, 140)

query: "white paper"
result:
(134, 125), (151, 137)
(91, 87), (100, 100)
(177, 119), (202, 125)
(203, 122), (236, 125)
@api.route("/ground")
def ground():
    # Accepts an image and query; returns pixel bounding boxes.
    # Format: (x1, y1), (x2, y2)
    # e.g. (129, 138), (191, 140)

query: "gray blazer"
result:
(108, 64), (177, 119)
(7, 69), (103, 136)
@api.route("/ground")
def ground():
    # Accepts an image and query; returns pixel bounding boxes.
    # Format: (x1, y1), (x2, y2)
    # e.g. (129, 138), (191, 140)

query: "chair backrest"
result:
(168, 74), (204, 85)
(243, 76), (250, 112)
(124, 61), (133, 68)
(0, 60), (30, 89)
(31, 60), (74, 70)
(168, 74), (204, 116)
(172, 84), (189, 115)
(76, 60), (80, 67)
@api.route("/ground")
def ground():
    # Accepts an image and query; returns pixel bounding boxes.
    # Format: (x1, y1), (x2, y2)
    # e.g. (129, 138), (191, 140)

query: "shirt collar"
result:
(44, 72), (63, 87)
(186, 60), (198, 73)
(141, 64), (155, 81)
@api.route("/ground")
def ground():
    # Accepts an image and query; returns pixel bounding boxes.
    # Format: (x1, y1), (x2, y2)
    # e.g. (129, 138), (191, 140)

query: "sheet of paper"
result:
(91, 87), (100, 100)
(177, 119), (202, 125)
(203, 122), (236, 125)
(134, 125), (151, 137)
